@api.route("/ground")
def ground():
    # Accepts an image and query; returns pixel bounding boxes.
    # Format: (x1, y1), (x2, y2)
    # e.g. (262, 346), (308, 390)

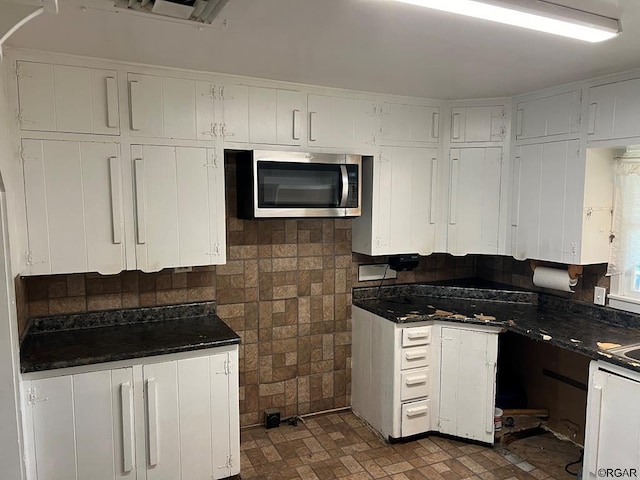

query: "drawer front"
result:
(401, 399), (430, 437)
(402, 327), (431, 347)
(401, 346), (430, 370)
(400, 367), (430, 401)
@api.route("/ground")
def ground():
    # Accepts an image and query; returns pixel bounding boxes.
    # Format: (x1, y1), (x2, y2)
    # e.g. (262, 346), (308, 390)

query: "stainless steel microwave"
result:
(235, 150), (362, 218)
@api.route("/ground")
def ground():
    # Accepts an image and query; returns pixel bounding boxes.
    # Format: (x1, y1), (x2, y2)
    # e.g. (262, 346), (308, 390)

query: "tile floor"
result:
(240, 411), (566, 480)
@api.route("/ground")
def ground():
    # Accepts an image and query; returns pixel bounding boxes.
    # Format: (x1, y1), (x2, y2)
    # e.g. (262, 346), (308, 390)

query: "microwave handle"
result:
(339, 165), (349, 208)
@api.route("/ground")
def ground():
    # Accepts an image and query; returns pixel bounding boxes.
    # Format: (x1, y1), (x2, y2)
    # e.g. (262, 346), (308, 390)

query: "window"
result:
(608, 151), (640, 313)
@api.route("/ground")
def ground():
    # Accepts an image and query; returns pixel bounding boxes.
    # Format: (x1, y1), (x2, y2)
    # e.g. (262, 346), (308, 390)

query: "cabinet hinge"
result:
(16, 110), (33, 127)
(15, 64), (31, 80)
(204, 151), (218, 168)
(224, 358), (232, 375)
(219, 86), (225, 100)
(27, 388), (49, 406)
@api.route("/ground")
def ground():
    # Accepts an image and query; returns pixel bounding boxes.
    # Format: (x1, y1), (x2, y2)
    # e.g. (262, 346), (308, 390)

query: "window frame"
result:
(609, 264), (640, 314)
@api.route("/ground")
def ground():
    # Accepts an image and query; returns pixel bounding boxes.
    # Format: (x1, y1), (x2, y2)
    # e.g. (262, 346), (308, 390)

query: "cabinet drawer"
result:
(401, 399), (430, 437)
(402, 327), (431, 347)
(401, 346), (430, 370)
(400, 367), (430, 401)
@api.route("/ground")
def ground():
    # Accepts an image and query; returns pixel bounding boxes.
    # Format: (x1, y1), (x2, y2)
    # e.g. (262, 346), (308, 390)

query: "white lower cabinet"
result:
(584, 361), (640, 479)
(352, 306), (499, 443)
(438, 326), (498, 444)
(23, 347), (240, 480)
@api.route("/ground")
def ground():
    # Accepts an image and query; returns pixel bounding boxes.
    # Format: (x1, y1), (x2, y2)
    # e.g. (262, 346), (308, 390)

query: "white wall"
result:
(0, 57), (26, 480)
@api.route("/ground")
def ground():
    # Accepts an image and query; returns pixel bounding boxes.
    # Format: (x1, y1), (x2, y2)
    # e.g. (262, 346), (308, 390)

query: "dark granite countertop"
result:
(20, 302), (241, 373)
(353, 283), (640, 373)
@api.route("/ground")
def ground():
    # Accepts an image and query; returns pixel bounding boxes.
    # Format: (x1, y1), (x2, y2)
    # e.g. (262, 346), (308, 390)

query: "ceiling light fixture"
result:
(393, 0), (620, 42)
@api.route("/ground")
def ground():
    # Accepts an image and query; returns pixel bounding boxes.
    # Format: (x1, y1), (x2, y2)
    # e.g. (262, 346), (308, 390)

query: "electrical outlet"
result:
(594, 286), (607, 306)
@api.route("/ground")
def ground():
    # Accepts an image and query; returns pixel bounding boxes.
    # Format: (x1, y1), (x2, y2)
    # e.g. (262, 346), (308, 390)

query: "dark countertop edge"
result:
(21, 336), (241, 374)
(353, 299), (640, 374)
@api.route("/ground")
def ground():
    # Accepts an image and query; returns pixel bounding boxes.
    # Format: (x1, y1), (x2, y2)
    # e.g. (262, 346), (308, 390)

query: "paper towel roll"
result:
(533, 266), (578, 292)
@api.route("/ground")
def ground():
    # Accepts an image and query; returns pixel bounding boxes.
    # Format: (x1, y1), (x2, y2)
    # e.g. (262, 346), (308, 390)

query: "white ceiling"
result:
(6, 0), (640, 100)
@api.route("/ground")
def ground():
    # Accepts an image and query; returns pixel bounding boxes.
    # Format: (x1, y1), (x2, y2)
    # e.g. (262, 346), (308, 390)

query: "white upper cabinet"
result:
(22, 139), (125, 276)
(219, 83), (304, 145)
(515, 90), (581, 141)
(128, 73), (200, 139)
(447, 147), (502, 255)
(511, 141), (613, 264)
(17, 61), (119, 135)
(132, 144), (225, 272)
(588, 77), (640, 142)
(352, 146), (438, 256)
(307, 94), (378, 150)
(450, 105), (505, 143)
(381, 102), (440, 143)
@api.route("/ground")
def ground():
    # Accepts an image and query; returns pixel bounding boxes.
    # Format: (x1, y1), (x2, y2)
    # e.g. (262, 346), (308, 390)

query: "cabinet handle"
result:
(587, 384), (603, 475)
(449, 157), (459, 225)
(485, 362), (496, 433)
(431, 112), (439, 139)
(292, 109), (301, 140)
(405, 375), (428, 385)
(451, 112), (461, 140)
(430, 158), (437, 225)
(406, 405), (428, 417)
(405, 349), (427, 360)
(129, 80), (140, 131)
(146, 377), (159, 467)
(120, 382), (134, 473)
(588, 103), (597, 135)
(407, 331), (428, 340)
(106, 76), (118, 129)
(134, 159), (147, 244)
(516, 109), (523, 137)
(109, 156), (123, 245)
(511, 156), (521, 227)
(309, 112), (317, 142)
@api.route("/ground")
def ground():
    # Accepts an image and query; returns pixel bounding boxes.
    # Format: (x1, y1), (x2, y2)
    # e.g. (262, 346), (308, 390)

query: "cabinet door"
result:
(588, 78), (640, 141)
(512, 140), (581, 263)
(17, 61), (119, 134)
(22, 139), (125, 275)
(450, 106), (505, 143)
(143, 352), (237, 480)
(132, 145), (225, 272)
(584, 368), (640, 479)
(381, 102), (440, 143)
(128, 73), (197, 139)
(248, 87), (303, 145)
(221, 82), (249, 142)
(373, 146), (438, 255)
(439, 328), (498, 444)
(515, 91), (580, 140)
(308, 94), (377, 149)
(26, 369), (135, 480)
(448, 147), (502, 255)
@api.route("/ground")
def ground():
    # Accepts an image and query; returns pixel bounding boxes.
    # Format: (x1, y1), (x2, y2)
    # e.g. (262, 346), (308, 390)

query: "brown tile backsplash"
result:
(20, 153), (609, 427)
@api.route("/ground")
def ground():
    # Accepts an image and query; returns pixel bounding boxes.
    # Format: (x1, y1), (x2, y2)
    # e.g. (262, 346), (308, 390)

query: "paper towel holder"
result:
(530, 260), (583, 280)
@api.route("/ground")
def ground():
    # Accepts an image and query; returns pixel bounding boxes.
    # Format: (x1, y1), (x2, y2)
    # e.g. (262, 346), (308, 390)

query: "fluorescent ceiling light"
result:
(393, 0), (620, 42)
